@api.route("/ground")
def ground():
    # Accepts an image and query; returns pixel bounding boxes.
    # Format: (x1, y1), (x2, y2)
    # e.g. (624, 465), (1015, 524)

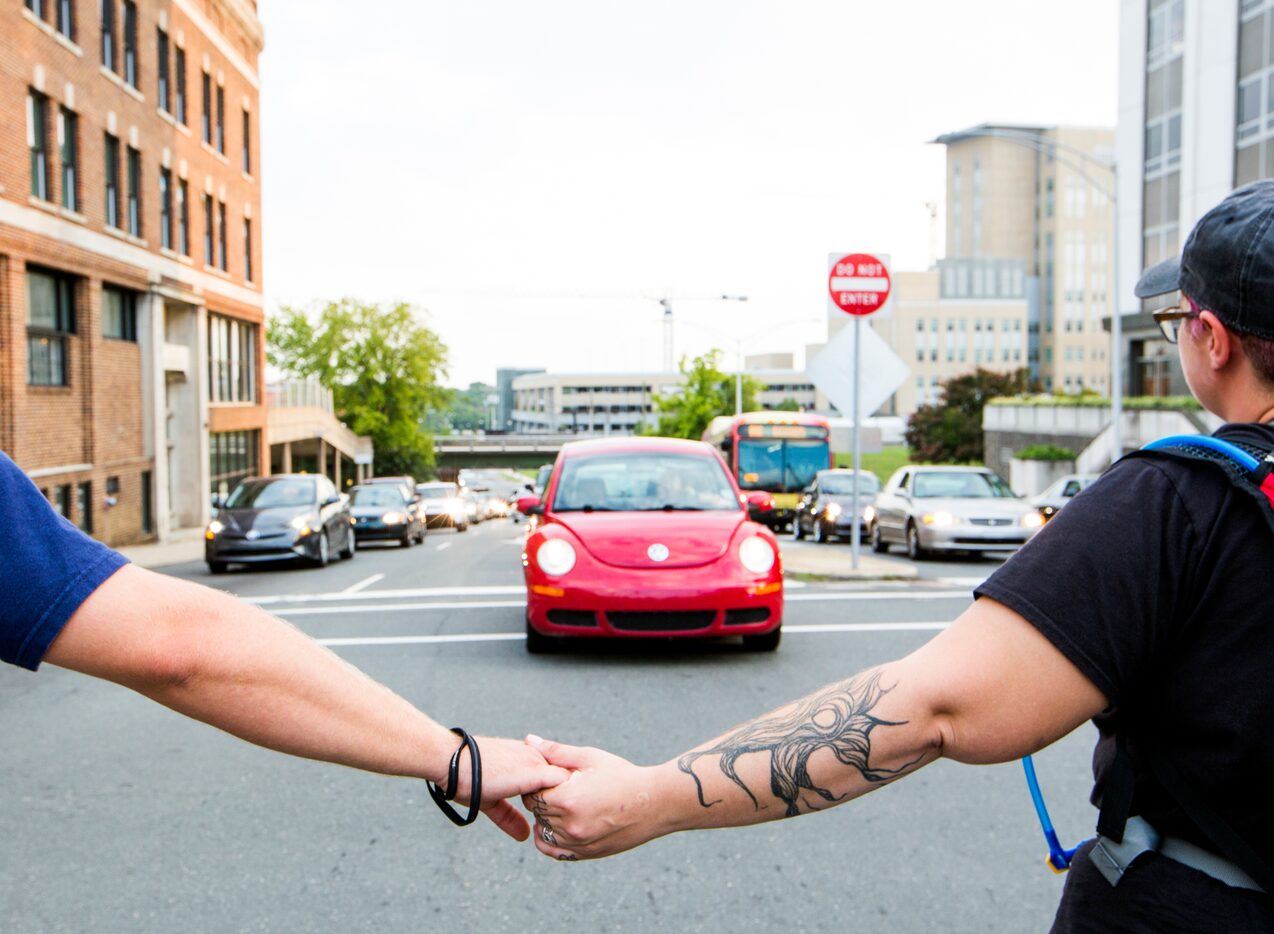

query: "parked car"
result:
(869, 465), (1045, 560)
(349, 483), (425, 546)
(416, 481), (468, 531)
(206, 474), (355, 573)
(365, 475), (426, 538)
(516, 436), (783, 653)
(532, 463), (553, 498)
(1031, 473), (1099, 521)
(792, 469), (881, 543)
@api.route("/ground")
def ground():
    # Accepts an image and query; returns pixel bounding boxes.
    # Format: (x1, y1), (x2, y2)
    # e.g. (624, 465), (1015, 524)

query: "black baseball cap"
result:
(1134, 179), (1274, 340)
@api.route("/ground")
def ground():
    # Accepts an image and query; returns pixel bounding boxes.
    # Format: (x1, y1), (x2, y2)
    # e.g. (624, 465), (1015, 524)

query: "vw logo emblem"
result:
(246, 529), (260, 540)
(647, 543), (670, 562)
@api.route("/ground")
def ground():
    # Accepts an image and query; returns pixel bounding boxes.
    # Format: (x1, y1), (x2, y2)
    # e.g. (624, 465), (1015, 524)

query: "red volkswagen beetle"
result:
(517, 437), (783, 653)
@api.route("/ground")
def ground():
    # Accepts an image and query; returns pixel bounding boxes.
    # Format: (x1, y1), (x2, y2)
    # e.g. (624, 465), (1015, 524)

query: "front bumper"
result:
(916, 523), (1035, 552)
(525, 563), (783, 639)
(206, 530), (314, 564)
(352, 517), (408, 541)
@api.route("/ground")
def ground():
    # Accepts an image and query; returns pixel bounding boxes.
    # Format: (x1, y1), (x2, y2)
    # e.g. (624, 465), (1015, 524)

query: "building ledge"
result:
(23, 8), (83, 57)
(99, 66), (145, 104)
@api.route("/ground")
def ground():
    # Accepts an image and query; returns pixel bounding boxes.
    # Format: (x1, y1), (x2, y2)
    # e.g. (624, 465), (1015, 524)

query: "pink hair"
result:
(1185, 295), (1274, 386)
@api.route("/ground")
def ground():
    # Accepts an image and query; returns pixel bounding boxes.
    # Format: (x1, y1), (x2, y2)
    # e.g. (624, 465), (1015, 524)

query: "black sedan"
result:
(205, 474), (355, 573)
(349, 483), (426, 546)
(791, 469), (881, 544)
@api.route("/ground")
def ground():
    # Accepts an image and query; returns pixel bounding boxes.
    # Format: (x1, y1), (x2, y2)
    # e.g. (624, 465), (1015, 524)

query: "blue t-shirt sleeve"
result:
(0, 452), (129, 671)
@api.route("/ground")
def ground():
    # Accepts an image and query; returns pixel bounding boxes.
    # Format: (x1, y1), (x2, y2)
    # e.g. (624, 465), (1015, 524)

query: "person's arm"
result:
(521, 597), (1108, 859)
(43, 564), (567, 840)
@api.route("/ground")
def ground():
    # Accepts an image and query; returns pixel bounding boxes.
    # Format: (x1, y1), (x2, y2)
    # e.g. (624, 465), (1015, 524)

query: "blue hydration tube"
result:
(1142, 435), (1261, 471)
(1022, 755), (1090, 873)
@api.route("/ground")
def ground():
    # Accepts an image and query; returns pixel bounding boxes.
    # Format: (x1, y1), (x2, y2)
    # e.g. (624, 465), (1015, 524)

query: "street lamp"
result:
(681, 315), (823, 414)
(931, 127), (1124, 461)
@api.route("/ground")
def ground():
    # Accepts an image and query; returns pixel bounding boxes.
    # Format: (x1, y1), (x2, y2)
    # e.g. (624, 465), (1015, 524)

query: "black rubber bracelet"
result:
(427, 728), (482, 827)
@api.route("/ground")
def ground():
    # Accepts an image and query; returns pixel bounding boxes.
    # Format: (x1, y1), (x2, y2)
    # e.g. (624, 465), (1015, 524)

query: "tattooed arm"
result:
(522, 597), (1107, 860)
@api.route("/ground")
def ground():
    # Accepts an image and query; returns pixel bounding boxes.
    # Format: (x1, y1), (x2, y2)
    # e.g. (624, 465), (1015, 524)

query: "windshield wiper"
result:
(578, 505), (616, 512)
(639, 505), (706, 511)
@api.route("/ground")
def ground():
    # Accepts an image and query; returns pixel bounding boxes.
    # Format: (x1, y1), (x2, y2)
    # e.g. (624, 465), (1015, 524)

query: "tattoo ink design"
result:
(677, 670), (920, 817)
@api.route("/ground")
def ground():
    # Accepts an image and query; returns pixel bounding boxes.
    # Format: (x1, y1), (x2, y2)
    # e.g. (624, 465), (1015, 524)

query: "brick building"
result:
(1, 0), (265, 546)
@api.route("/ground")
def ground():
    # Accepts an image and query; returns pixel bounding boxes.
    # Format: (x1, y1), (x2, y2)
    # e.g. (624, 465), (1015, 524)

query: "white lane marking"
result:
(246, 585), (526, 606)
(316, 622), (950, 648)
(783, 579), (807, 589)
(341, 573), (384, 594)
(786, 590), (968, 602)
(277, 600), (525, 617)
(436, 542), (452, 552)
(935, 577), (987, 587)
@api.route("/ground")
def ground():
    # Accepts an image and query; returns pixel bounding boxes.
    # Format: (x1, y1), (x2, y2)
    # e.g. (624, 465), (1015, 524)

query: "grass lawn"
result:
(835, 445), (911, 482)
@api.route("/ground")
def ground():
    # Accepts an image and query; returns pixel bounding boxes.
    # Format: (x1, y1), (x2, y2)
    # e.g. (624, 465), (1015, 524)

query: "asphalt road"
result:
(1, 517), (1097, 933)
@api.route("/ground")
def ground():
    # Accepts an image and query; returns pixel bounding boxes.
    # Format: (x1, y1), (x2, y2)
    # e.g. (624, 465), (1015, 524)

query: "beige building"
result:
(936, 123), (1116, 396)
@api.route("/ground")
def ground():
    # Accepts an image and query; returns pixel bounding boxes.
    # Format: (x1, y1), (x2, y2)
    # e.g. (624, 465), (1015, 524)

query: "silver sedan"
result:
(869, 465), (1044, 560)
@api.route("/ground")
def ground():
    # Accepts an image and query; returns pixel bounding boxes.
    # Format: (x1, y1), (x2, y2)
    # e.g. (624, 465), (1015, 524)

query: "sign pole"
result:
(851, 317), (862, 569)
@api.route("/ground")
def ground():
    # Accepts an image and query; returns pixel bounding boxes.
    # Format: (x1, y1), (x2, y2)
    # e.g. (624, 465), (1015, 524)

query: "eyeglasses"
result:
(1151, 297), (1200, 344)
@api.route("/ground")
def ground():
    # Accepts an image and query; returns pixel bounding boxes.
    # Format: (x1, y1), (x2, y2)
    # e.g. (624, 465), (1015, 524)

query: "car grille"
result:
(547, 609), (598, 628)
(953, 537), (1024, 546)
(724, 608), (771, 625)
(969, 518), (1014, 527)
(606, 611), (716, 632)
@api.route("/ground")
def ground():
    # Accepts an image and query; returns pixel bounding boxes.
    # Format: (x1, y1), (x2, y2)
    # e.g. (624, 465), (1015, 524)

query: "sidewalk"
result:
(780, 539), (918, 581)
(117, 528), (206, 569)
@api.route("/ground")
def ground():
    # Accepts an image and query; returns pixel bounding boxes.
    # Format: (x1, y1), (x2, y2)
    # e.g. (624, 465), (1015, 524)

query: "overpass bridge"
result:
(433, 433), (608, 470)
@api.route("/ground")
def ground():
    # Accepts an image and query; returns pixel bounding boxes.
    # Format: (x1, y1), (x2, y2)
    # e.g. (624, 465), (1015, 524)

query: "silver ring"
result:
(542, 825), (557, 846)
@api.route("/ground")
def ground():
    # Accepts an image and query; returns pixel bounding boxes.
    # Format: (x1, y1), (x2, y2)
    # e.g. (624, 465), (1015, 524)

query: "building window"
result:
(202, 192), (214, 264)
(243, 218), (253, 282)
(26, 0), (47, 19)
(217, 200), (227, 271)
(159, 167), (173, 249)
(1235, 4), (1274, 184)
(27, 267), (76, 386)
(101, 0), (116, 71)
(210, 430), (260, 499)
(209, 315), (258, 404)
(102, 284), (138, 341)
(104, 132), (120, 228)
(140, 470), (153, 535)
(1144, 0), (1184, 269)
(177, 178), (189, 255)
(56, 0), (74, 39)
(201, 71), (211, 144)
(157, 28), (170, 113)
(28, 90), (50, 202)
(174, 46), (187, 124)
(76, 481), (93, 533)
(58, 107), (78, 212)
(242, 108), (251, 173)
(126, 146), (141, 236)
(52, 484), (71, 518)
(216, 83), (225, 153)
(122, 0), (138, 88)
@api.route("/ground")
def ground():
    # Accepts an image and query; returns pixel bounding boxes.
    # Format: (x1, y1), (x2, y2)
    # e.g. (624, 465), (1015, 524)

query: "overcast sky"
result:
(258, 1), (1118, 388)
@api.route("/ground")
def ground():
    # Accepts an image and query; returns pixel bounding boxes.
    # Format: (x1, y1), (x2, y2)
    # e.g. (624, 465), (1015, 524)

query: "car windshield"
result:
(553, 453), (738, 512)
(821, 474), (880, 496)
(912, 471), (1015, 499)
(737, 439), (828, 492)
(224, 478), (316, 509)
(535, 465), (553, 489)
(352, 486), (406, 507)
(416, 483), (457, 500)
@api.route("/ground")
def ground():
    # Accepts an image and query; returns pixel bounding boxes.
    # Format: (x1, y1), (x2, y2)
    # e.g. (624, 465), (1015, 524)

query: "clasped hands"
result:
(453, 734), (665, 860)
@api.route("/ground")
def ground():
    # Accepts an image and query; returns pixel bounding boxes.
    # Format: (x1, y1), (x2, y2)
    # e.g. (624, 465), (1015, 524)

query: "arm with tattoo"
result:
(521, 598), (1109, 860)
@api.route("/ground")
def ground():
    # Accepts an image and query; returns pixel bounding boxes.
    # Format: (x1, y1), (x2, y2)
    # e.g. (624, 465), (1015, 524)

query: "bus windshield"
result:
(737, 439), (828, 493)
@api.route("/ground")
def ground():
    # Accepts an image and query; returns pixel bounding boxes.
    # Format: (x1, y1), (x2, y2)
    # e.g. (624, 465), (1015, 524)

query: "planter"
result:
(1010, 457), (1076, 497)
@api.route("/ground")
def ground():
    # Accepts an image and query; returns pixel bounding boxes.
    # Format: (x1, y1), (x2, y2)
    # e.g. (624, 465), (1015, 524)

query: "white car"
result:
(1030, 473), (1099, 521)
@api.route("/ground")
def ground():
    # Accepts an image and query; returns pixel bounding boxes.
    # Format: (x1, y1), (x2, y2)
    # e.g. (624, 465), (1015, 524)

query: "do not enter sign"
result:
(828, 253), (891, 316)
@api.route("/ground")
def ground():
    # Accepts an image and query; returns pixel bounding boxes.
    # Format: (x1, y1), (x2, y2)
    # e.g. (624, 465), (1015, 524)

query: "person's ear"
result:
(1197, 310), (1233, 370)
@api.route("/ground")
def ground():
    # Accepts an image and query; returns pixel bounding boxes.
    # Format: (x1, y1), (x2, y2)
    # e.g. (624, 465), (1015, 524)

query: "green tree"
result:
(905, 368), (1029, 464)
(268, 299), (449, 477)
(771, 397), (802, 412)
(652, 350), (762, 439)
(424, 382), (492, 433)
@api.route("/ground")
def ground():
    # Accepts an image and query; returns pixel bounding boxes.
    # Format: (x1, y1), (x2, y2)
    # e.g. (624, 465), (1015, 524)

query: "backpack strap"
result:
(1097, 433), (1274, 893)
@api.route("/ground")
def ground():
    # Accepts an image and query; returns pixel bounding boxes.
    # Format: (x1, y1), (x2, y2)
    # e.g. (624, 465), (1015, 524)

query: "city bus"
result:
(702, 412), (833, 530)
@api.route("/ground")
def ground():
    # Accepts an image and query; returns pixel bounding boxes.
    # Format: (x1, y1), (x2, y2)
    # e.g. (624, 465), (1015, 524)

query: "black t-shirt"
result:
(976, 422), (1274, 870)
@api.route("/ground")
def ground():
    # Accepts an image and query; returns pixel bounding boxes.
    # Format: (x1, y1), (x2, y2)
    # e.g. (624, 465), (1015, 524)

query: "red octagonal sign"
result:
(828, 253), (891, 316)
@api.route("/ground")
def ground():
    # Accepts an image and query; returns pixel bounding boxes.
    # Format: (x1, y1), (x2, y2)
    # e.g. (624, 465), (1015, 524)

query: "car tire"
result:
(742, 628), (781, 652)
(525, 615), (555, 654)
(314, 531), (331, 568)
(906, 522), (928, 561)
(456, 522), (468, 533)
(340, 529), (356, 560)
(400, 530), (412, 548)
(791, 517), (804, 540)
(208, 561), (228, 575)
(813, 520), (827, 544)
(871, 522), (889, 554)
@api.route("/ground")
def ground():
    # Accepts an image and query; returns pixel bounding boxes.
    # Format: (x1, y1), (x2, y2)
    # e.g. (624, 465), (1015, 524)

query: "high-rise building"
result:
(2, 0), (265, 545)
(1115, 0), (1260, 396)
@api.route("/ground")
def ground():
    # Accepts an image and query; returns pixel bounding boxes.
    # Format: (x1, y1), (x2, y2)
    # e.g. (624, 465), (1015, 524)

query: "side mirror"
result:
(322, 494), (341, 507)
(744, 490), (774, 521)
(516, 496), (544, 516)
(210, 495), (224, 510)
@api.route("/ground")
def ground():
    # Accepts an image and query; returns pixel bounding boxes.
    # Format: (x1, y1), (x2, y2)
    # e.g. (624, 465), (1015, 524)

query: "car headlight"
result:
(1021, 511), (1046, 529)
(824, 502), (842, 519)
(738, 536), (776, 575)
(289, 515), (314, 534)
(863, 505), (876, 523)
(382, 511), (406, 525)
(536, 538), (577, 576)
(921, 511), (959, 527)
(205, 519), (224, 540)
